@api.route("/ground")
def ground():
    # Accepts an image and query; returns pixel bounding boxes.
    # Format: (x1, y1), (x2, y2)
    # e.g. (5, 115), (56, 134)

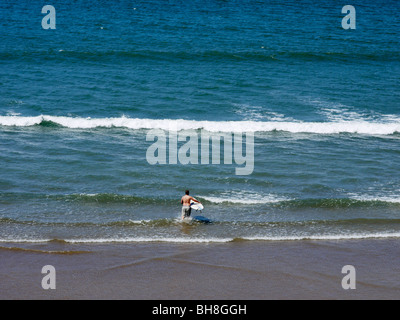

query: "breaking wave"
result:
(1, 232), (400, 244)
(0, 115), (400, 135)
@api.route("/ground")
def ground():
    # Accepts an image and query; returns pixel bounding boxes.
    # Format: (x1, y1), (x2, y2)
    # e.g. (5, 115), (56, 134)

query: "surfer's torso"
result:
(181, 195), (193, 206)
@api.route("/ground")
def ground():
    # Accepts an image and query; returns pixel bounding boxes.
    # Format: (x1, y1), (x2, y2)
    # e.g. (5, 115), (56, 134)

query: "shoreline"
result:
(0, 239), (399, 300)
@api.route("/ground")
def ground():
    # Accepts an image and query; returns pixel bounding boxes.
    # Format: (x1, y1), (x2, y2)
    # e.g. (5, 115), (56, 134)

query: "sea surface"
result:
(1, 0), (400, 244)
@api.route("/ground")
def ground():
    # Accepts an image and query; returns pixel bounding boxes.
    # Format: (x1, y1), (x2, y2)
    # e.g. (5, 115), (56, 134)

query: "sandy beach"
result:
(0, 239), (399, 300)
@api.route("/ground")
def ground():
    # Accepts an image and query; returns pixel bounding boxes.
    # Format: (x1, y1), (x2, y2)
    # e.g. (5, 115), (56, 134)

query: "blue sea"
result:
(1, 0), (400, 244)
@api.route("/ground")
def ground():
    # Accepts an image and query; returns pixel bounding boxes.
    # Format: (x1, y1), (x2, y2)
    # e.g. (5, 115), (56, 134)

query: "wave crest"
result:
(1, 115), (400, 135)
(1, 232), (400, 244)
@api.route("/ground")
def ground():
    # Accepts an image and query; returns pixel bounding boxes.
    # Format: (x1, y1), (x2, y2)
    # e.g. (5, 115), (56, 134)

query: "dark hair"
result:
(185, 190), (190, 195)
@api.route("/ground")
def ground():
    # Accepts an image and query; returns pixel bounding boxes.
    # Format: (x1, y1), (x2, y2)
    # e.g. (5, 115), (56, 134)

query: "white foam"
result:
(1, 232), (400, 244)
(201, 191), (288, 204)
(5, 111), (22, 116)
(306, 97), (400, 124)
(243, 232), (400, 241)
(349, 194), (400, 204)
(128, 219), (152, 224)
(0, 115), (399, 135)
(0, 239), (52, 243)
(63, 237), (232, 244)
(0, 115), (43, 127)
(233, 104), (294, 122)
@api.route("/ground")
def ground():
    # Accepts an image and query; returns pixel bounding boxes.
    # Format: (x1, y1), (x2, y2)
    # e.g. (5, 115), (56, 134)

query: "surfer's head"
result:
(185, 190), (189, 195)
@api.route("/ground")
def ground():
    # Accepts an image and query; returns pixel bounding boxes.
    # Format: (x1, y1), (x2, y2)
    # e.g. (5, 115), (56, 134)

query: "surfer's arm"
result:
(190, 197), (200, 203)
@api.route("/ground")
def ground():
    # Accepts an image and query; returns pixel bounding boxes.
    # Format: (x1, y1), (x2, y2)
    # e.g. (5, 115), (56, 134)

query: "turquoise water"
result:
(1, 0), (400, 243)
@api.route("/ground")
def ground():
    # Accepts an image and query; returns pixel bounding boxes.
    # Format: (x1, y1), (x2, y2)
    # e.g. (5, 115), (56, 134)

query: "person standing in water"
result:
(181, 190), (201, 220)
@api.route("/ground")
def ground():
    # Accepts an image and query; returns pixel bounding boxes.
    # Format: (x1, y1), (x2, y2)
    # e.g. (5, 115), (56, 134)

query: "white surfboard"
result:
(190, 199), (204, 211)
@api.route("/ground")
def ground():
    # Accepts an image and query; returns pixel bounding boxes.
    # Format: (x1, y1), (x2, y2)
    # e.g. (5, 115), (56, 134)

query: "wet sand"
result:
(0, 239), (399, 300)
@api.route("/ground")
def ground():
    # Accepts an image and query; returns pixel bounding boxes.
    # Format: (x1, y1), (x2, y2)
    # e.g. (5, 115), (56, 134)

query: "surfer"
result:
(181, 190), (201, 220)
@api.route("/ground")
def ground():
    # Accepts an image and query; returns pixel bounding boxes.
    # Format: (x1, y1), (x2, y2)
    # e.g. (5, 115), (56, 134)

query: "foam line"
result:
(1, 232), (400, 244)
(0, 115), (399, 135)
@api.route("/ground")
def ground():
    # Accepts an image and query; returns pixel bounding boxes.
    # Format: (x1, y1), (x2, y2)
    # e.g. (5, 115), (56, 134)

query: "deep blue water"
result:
(0, 0), (400, 243)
